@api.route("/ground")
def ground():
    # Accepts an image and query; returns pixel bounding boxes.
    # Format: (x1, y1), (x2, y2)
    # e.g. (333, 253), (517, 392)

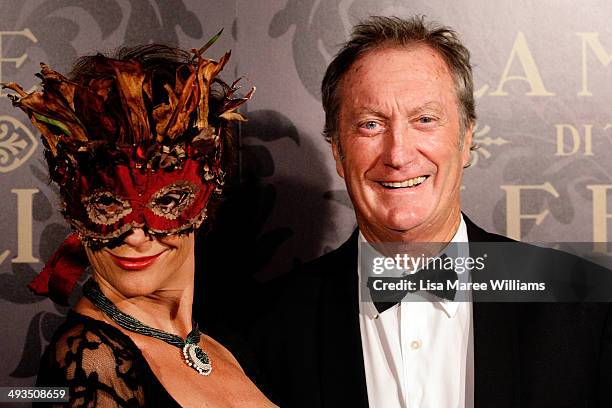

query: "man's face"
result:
(333, 45), (472, 243)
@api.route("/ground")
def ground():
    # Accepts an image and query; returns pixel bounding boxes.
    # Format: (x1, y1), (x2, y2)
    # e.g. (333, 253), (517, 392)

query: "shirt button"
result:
(410, 340), (421, 350)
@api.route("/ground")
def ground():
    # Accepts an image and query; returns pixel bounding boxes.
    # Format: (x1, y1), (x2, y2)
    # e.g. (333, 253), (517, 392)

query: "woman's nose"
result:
(122, 228), (152, 247)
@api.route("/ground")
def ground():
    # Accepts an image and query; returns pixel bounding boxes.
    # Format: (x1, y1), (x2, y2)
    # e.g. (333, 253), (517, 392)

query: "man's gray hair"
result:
(321, 15), (477, 146)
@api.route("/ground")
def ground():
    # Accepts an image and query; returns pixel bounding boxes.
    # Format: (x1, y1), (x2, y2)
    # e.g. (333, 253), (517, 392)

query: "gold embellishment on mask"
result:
(146, 181), (198, 220)
(82, 190), (133, 225)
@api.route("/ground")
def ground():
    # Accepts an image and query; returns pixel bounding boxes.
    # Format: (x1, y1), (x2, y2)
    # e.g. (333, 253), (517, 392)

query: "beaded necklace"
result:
(83, 279), (212, 376)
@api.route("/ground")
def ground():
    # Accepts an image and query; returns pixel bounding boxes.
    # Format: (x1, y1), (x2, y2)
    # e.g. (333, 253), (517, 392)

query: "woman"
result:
(3, 41), (275, 407)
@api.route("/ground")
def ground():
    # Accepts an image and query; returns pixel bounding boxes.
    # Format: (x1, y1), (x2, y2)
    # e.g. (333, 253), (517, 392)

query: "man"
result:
(251, 16), (612, 407)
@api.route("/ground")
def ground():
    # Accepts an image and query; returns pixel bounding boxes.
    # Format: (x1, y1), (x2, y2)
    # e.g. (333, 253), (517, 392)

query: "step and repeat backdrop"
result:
(1, 0), (611, 389)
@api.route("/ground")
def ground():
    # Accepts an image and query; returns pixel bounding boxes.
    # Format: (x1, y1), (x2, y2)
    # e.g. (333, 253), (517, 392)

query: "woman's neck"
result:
(113, 283), (195, 336)
(81, 259), (197, 338)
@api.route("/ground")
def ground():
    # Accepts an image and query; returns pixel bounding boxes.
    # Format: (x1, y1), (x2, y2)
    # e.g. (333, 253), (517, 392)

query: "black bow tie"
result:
(366, 255), (458, 313)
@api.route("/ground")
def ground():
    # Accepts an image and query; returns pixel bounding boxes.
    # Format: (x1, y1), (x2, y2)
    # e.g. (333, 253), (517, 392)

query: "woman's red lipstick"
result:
(109, 253), (164, 270)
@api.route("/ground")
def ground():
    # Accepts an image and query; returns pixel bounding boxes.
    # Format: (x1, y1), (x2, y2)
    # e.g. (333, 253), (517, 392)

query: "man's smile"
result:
(378, 175), (429, 189)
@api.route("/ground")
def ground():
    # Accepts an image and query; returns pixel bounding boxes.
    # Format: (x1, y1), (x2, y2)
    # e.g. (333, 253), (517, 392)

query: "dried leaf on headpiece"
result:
(3, 33), (255, 165)
(219, 111), (248, 122)
(2, 68), (89, 155)
(91, 58), (151, 144)
(219, 86), (255, 122)
(39, 63), (78, 110)
(159, 66), (198, 141)
(193, 28), (224, 59)
(194, 50), (231, 131)
(74, 78), (118, 141)
(27, 66), (87, 142)
(153, 91), (174, 139)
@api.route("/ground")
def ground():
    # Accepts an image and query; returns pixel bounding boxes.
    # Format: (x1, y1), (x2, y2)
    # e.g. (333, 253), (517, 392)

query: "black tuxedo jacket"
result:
(250, 218), (612, 407)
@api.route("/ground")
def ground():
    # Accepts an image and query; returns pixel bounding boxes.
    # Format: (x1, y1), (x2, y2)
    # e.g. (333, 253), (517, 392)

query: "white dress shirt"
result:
(358, 216), (474, 408)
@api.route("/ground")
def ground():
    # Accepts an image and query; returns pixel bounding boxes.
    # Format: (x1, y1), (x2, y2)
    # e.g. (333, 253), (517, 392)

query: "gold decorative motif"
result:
(0, 115), (38, 173)
(470, 124), (509, 166)
(82, 190), (133, 225)
(146, 181), (199, 220)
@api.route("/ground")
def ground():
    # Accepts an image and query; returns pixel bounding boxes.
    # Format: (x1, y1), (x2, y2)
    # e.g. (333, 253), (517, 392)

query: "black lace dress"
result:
(34, 311), (181, 407)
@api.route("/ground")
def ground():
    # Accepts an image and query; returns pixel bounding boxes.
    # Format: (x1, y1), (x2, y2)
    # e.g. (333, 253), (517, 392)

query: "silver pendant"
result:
(182, 343), (212, 376)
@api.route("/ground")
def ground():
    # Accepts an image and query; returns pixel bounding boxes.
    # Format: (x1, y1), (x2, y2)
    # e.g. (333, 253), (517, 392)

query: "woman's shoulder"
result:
(36, 311), (149, 406)
(45, 310), (143, 364)
(53, 310), (137, 342)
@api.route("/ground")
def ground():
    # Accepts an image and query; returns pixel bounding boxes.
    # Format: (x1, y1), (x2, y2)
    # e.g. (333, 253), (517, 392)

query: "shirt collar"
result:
(358, 214), (469, 319)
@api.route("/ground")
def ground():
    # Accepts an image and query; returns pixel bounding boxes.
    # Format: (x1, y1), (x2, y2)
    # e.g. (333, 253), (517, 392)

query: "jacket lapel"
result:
(315, 219), (520, 407)
(465, 216), (521, 407)
(317, 231), (369, 407)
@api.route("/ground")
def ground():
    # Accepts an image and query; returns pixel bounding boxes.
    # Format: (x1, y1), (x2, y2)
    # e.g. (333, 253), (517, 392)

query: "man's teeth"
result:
(381, 176), (427, 188)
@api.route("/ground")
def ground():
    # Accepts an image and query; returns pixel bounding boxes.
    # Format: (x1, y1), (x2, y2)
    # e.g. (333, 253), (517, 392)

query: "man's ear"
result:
(332, 141), (345, 179)
(461, 122), (474, 168)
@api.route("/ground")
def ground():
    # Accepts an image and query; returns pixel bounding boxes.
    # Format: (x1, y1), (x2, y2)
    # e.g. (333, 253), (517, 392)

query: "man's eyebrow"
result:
(352, 102), (445, 117)
(351, 107), (389, 117)
(408, 102), (444, 115)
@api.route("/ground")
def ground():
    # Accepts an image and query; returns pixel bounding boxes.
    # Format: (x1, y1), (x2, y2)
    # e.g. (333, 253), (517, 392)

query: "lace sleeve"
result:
(35, 319), (146, 408)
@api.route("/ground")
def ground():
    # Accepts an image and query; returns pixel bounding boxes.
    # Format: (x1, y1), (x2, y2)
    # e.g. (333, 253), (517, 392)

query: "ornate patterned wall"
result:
(1, 0), (611, 390)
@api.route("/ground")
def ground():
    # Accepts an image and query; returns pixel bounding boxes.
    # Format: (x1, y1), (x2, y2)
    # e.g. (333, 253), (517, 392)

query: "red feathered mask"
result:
(3, 39), (254, 303)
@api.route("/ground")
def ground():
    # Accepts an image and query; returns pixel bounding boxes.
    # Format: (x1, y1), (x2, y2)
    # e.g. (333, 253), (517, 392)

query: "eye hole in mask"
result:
(82, 191), (133, 225)
(147, 181), (198, 220)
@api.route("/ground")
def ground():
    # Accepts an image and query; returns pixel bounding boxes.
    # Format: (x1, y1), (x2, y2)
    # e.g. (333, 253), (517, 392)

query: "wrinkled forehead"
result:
(345, 47), (454, 94)
(339, 45), (458, 109)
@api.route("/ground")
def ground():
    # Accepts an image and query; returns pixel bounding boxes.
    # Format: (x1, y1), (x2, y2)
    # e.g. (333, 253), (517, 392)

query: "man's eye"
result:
(418, 116), (435, 124)
(360, 120), (383, 132)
